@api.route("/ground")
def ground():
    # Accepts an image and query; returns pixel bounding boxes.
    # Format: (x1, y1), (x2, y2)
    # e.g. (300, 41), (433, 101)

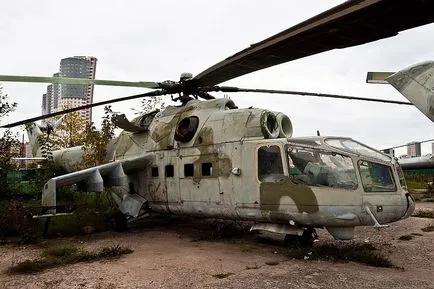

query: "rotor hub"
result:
(180, 72), (193, 82)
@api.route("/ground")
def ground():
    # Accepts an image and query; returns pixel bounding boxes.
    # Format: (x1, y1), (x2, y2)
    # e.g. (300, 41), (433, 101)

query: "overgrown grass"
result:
(412, 210), (434, 219)
(421, 225), (434, 232)
(288, 243), (394, 268)
(0, 191), (119, 244)
(406, 181), (429, 191)
(8, 244), (133, 274)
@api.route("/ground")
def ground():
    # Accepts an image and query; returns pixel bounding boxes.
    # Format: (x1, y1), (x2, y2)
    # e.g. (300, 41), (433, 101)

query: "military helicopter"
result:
(1, 0), (434, 244)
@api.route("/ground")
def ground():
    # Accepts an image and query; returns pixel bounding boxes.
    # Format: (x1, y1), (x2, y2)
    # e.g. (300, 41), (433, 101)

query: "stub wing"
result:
(40, 154), (154, 217)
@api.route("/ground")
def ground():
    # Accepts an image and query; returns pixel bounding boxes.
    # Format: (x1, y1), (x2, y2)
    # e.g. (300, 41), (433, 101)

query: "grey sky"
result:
(1, 0), (433, 155)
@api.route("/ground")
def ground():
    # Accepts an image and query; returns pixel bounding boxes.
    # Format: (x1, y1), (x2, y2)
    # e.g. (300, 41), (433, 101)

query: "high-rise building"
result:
(58, 56), (97, 123)
(41, 93), (47, 115)
(51, 72), (60, 113)
(46, 85), (53, 114)
(41, 56), (97, 124)
(407, 142), (421, 157)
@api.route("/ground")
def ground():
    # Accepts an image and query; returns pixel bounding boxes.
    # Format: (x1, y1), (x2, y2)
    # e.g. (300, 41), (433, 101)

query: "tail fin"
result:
(385, 61), (434, 123)
(367, 61), (434, 123)
(25, 123), (44, 157)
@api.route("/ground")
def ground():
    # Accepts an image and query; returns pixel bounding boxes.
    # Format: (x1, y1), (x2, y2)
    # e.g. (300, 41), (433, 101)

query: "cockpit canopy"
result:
(288, 137), (391, 161)
(257, 137), (399, 193)
(323, 138), (391, 161)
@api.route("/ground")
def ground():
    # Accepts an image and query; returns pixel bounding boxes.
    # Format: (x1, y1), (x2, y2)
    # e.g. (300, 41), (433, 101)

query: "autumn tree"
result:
(50, 105), (86, 149)
(79, 96), (165, 168)
(80, 106), (116, 168)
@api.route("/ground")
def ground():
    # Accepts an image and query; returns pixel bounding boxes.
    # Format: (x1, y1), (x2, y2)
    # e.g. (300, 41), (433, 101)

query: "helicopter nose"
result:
(402, 192), (415, 219)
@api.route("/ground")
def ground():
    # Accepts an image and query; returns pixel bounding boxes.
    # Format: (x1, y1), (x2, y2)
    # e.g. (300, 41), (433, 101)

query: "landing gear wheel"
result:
(299, 228), (317, 247)
(284, 228), (317, 248)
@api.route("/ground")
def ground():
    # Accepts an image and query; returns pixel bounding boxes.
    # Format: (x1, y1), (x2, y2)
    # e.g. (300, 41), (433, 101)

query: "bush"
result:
(0, 200), (39, 243)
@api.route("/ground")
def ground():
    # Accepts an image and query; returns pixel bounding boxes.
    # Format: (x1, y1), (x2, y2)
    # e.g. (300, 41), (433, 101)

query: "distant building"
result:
(407, 142), (421, 157)
(41, 93), (47, 115)
(41, 56), (97, 124)
(382, 148), (395, 157)
(51, 72), (60, 113)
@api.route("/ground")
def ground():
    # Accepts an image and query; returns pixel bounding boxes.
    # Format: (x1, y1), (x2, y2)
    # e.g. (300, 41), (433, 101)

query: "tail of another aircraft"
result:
(367, 61), (434, 123)
(25, 123), (44, 157)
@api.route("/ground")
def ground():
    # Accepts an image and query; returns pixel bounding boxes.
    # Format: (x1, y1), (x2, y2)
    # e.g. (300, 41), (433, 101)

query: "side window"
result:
(358, 161), (396, 192)
(151, 167), (159, 177)
(184, 164), (194, 177)
(165, 165), (174, 177)
(201, 162), (212, 176)
(258, 145), (284, 182)
(288, 147), (357, 190)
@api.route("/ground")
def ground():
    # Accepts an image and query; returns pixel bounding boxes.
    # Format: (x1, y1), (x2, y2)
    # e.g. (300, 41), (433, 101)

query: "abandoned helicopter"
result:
(1, 0), (434, 243)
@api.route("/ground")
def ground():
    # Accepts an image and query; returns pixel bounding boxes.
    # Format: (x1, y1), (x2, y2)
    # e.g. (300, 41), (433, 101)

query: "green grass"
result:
(288, 243), (394, 268)
(406, 181), (429, 191)
(8, 244), (133, 274)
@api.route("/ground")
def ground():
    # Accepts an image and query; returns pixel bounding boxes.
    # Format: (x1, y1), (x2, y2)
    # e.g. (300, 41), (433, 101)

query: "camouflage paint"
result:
(150, 119), (177, 149)
(190, 127), (232, 183)
(260, 179), (319, 213)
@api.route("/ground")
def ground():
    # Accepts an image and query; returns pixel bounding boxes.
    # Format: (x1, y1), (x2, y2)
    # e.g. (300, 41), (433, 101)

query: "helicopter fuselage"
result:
(32, 98), (414, 240)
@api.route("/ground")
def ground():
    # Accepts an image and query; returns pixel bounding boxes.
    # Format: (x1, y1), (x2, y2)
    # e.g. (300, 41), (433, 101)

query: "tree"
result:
(80, 106), (116, 168)
(0, 86), (20, 169)
(0, 87), (17, 119)
(134, 96), (165, 114)
(0, 86), (21, 198)
(50, 105), (86, 149)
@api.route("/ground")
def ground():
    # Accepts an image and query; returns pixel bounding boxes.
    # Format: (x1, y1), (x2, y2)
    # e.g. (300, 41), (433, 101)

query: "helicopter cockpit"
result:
(285, 137), (403, 193)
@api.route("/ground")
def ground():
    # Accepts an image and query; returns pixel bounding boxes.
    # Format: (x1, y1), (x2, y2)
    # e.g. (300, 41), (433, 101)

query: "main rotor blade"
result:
(382, 138), (434, 151)
(194, 0), (434, 86)
(1, 90), (165, 128)
(0, 75), (161, 89)
(214, 86), (412, 105)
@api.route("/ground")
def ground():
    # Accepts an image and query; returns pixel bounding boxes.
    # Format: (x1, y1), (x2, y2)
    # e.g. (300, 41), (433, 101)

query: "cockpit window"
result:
(396, 164), (407, 189)
(287, 146), (358, 190)
(258, 145), (284, 182)
(325, 138), (390, 161)
(358, 161), (396, 192)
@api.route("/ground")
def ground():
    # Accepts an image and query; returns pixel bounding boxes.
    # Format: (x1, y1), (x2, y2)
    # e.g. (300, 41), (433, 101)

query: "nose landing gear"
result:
(284, 227), (318, 247)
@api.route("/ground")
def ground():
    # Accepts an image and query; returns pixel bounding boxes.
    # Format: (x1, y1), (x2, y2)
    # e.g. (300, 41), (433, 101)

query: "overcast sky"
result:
(1, 0), (433, 155)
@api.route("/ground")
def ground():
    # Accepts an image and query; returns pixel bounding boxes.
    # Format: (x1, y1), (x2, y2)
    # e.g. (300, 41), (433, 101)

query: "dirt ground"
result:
(1, 203), (434, 289)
